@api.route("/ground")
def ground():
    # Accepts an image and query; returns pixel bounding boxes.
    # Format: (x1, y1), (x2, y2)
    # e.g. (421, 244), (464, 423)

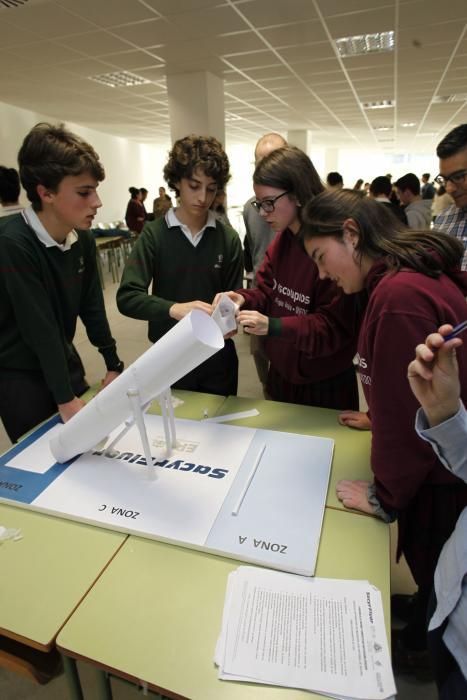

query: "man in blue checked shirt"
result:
(435, 124), (467, 271)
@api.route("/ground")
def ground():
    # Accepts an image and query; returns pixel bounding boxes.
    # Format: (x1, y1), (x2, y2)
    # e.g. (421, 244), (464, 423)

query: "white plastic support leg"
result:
(126, 387), (155, 474)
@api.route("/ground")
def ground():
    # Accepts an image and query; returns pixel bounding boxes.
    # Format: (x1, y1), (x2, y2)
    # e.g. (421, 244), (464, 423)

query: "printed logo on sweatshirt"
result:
(355, 353), (368, 369)
(355, 354), (372, 385)
(273, 279), (310, 306)
(77, 256), (85, 273)
(214, 254), (224, 269)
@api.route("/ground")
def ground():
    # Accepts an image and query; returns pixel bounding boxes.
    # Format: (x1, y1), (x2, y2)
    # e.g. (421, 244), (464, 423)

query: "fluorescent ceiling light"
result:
(401, 122), (416, 127)
(336, 31), (394, 58)
(0, 0), (30, 7)
(432, 94), (467, 104)
(375, 126), (392, 131)
(362, 100), (395, 109)
(88, 71), (151, 88)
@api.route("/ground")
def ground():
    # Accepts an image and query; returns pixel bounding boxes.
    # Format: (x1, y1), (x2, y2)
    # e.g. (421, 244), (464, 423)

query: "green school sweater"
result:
(117, 216), (244, 342)
(0, 214), (119, 404)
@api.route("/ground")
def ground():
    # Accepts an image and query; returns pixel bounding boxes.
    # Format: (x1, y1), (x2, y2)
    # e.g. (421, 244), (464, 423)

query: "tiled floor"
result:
(0, 262), (437, 699)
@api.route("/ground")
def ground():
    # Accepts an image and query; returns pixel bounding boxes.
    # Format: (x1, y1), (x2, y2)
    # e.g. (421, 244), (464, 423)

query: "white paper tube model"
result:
(50, 311), (224, 463)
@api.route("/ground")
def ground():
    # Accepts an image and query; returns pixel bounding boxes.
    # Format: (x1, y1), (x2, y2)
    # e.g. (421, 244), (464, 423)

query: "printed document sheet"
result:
(215, 566), (396, 700)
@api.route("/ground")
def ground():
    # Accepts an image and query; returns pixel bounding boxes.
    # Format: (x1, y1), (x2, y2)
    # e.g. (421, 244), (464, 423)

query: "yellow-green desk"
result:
(56, 395), (387, 700)
(214, 395), (372, 512)
(57, 507), (390, 700)
(0, 502), (126, 692)
(0, 390), (227, 696)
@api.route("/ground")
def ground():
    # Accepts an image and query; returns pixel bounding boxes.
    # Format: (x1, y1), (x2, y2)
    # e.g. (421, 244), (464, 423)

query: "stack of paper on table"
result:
(215, 566), (396, 700)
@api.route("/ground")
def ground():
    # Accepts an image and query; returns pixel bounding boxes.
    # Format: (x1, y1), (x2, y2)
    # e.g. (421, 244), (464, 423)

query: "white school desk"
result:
(57, 506), (390, 700)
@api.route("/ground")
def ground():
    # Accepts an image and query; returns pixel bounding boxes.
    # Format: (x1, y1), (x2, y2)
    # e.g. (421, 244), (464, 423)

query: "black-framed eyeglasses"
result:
(251, 191), (291, 213)
(434, 169), (467, 187)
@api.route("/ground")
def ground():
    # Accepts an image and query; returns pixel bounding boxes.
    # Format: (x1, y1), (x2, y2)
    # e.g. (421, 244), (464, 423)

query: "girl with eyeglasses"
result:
(301, 188), (467, 667)
(215, 146), (364, 409)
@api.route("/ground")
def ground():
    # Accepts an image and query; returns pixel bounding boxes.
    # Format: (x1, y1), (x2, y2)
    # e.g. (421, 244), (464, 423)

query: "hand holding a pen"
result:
(407, 323), (464, 427)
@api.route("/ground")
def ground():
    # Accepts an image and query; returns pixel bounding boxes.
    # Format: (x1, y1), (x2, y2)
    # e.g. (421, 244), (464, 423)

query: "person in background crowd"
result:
(326, 171), (343, 191)
(139, 187), (148, 219)
(211, 189), (232, 227)
(0, 165), (23, 217)
(421, 173), (436, 200)
(152, 186), (172, 219)
(395, 172), (432, 229)
(125, 186), (145, 235)
(435, 123), (467, 271)
(369, 175), (408, 225)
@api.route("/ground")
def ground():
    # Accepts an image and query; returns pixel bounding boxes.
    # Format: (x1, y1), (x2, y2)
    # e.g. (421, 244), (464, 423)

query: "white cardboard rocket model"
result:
(50, 310), (224, 464)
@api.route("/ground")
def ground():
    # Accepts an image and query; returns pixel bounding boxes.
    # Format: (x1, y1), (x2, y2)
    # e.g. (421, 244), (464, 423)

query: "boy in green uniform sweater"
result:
(117, 135), (243, 395)
(0, 123), (124, 443)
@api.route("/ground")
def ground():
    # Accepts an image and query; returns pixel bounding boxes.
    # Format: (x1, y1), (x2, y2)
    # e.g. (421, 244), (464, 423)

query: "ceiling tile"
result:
(238, 0), (318, 26)
(56, 31), (135, 57)
(5, 3), (96, 37)
(55, 0), (159, 27)
(99, 50), (164, 71)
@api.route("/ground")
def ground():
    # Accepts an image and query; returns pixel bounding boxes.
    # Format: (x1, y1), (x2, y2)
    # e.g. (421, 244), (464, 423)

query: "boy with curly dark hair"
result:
(117, 134), (243, 395)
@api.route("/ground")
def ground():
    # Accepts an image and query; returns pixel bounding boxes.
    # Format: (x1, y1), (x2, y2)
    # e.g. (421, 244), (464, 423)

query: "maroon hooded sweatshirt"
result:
(238, 228), (362, 385)
(358, 259), (467, 585)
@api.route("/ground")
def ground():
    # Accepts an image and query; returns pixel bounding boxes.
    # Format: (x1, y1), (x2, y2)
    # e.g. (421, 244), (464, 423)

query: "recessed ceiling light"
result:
(375, 126), (392, 131)
(416, 132), (436, 137)
(88, 71), (151, 88)
(401, 122), (416, 127)
(336, 31), (395, 58)
(361, 100), (395, 109)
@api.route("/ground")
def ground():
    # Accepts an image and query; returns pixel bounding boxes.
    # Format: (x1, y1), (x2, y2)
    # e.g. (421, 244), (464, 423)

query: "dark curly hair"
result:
(163, 135), (230, 195)
(18, 122), (105, 211)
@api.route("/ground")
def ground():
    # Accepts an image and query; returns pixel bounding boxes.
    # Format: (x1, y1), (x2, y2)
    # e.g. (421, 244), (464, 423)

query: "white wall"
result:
(337, 148), (439, 189)
(0, 100), (170, 223)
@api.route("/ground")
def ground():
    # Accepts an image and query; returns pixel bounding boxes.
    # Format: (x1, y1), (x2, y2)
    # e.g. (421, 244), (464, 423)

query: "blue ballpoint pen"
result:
(444, 320), (467, 341)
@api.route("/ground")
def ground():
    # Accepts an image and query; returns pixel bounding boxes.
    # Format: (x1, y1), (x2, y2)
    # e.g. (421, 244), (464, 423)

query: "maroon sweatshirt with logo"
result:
(358, 259), (467, 584)
(237, 227), (362, 384)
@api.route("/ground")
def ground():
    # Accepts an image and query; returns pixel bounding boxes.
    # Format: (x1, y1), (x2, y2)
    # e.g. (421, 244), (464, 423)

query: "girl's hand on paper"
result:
(338, 410), (371, 430)
(336, 479), (374, 515)
(169, 300), (212, 320)
(237, 310), (269, 335)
